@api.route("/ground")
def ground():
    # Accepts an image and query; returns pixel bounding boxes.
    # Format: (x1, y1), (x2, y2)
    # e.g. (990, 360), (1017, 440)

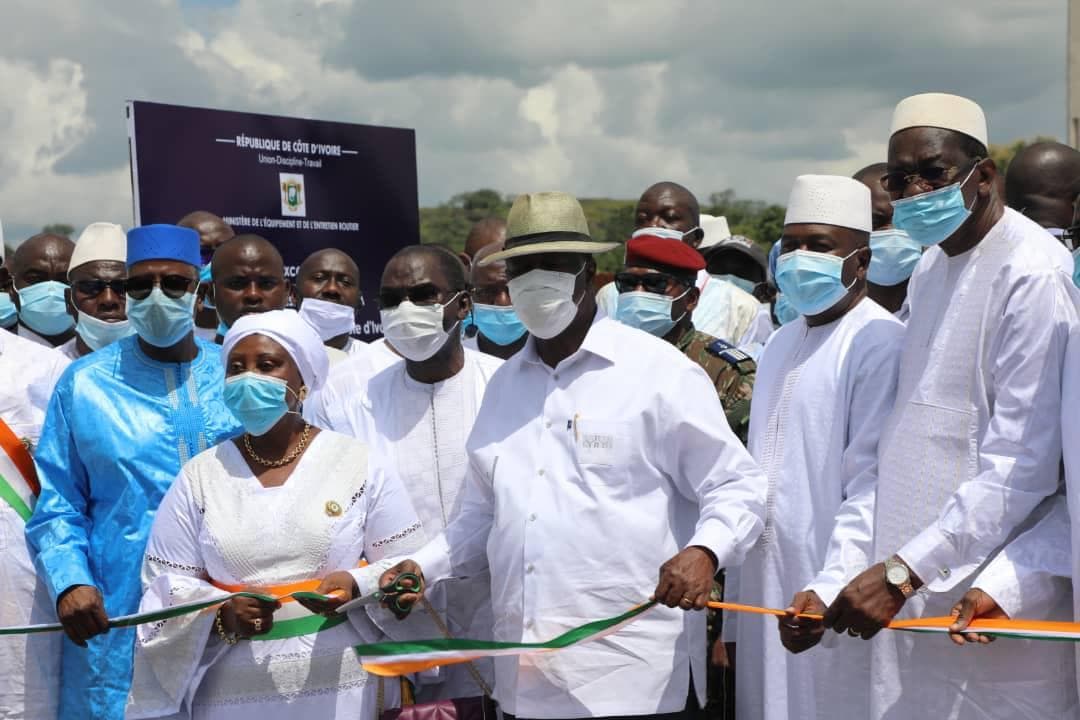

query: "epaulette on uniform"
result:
(705, 338), (755, 371)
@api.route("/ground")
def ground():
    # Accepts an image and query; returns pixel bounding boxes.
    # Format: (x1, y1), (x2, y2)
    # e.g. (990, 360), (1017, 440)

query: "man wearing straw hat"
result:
(377, 191), (767, 719)
(826, 92), (1079, 719)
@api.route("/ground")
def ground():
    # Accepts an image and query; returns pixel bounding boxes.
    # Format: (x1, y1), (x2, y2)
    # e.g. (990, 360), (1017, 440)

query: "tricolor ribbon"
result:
(0, 590), (346, 641)
(2, 596), (1078, 661)
(0, 419), (40, 522)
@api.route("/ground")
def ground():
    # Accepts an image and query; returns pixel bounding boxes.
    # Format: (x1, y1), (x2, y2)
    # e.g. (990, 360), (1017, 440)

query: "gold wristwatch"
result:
(884, 555), (915, 598)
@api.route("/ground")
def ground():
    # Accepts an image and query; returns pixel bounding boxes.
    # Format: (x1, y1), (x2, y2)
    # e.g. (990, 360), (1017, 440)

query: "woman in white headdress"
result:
(127, 310), (424, 719)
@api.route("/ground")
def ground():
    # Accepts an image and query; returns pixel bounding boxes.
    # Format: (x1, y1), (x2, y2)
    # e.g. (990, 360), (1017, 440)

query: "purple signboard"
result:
(126, 100), (418, 339)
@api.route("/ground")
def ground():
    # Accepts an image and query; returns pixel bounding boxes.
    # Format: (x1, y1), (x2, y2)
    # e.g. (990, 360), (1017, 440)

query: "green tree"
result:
(42, 223), (74, 237)
(704, 190), (785, 251)
(988, 136), (1058, 175)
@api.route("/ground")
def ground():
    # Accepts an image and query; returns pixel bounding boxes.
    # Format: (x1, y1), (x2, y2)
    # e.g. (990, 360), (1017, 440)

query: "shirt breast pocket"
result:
(573, 419), (631, 469)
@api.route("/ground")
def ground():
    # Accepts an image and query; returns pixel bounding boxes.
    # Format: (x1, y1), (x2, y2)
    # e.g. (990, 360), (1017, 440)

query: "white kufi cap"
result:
(698, 214), (732, 250)
(890, 92), (987, 147)
(784, 175), (871, 233)
(69, 222), (127, 275)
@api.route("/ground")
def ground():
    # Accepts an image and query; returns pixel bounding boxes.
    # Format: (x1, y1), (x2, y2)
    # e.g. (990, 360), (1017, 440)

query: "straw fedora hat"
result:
(479, 191), (619, 265)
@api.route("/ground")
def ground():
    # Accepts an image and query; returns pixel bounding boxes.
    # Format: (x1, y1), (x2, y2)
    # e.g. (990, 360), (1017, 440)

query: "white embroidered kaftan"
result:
(730, 297), (903, 720)
(871, 209), (1079, 719)
(337, 349), (503, 700)
(127, 430), (425, 719)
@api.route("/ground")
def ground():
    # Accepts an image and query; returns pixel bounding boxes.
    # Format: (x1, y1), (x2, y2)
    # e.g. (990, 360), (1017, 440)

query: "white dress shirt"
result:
(411, 311), (767, 718)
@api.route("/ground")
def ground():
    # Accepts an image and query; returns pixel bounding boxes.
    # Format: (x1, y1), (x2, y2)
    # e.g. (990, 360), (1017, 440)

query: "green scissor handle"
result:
(375, 572), (423, 615)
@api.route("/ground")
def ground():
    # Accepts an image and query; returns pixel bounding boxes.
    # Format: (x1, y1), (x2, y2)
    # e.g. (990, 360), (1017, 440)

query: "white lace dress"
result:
(126, 430), (425, 719)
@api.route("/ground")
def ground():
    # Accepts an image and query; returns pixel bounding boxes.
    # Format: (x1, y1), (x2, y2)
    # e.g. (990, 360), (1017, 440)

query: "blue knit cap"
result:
(126, 224), (201, 268)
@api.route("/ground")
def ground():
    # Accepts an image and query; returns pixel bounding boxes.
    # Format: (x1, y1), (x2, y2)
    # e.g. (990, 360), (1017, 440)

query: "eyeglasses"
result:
(881, 157), (983, 193)
(471, 285), (510, 305)
(378, 284), (461, 309)
(614, 271), (678, 294)
(74, 279), (126, 298)
(125, 274), (198, 300)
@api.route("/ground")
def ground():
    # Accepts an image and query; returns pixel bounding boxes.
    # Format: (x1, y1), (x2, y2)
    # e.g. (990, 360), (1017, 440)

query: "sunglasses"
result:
(378, 284), (459, 309)
(881, 157), (983, 194)
(74, 279), (126, 298)
(614, 271), (678, 294)
(125, 274), (198, 301)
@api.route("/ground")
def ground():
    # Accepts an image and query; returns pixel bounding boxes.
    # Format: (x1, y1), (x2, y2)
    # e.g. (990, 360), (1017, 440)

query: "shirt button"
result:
(525, 620), (534, 629)
(545, 420), (552, 428)
(553, 373), (560, 381)
(526, 564), (535, 574)
(529, 513), (538, 521)
(538, 469), (545, 476)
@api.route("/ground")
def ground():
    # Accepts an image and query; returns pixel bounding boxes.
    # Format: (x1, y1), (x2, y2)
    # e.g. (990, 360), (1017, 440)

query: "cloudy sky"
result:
(0, 0), (1069, 244)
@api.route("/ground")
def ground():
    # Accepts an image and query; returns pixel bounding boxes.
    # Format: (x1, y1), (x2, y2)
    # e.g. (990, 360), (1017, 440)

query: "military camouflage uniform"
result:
(676, 326), (755, 719)
(675, 327), (755, 444)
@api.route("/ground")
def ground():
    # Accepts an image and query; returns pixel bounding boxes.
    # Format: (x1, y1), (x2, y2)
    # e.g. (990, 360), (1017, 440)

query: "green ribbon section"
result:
(0, 591), (345, 638)
(0, 471), (32, 522)
(353, 601), (657, 658)
(257, 611), (347, 641)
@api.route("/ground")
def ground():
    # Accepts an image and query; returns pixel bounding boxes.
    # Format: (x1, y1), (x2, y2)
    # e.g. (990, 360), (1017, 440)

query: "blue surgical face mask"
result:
(76, 311), (135, 351)
(199, 263), (215, 309)
(0, 292), (17, 328)
(712, 274), (756, 295)
(615, 288), (688, 337)
(775, 248), (858, 317)
(867, 228), (922, 287)
(1072, 248), (1080, 289)
(17, 281), (75, 336)
(224, 371), (296, 436)
(472, 303), (527, 346)
(217, 320), (229, 337)
(126, 287), (197, 348)
(890, 163), (979, 247)
(774, 293), (800, 326)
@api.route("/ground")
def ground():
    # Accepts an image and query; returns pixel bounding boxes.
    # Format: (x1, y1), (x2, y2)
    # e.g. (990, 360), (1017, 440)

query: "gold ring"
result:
(681, 596), (693, 605)
(847, 628), (859, 637)
(253, 618), (263, 632)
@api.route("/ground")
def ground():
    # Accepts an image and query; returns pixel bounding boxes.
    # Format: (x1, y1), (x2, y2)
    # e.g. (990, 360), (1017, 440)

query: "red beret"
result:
(624, 233), (706, 272)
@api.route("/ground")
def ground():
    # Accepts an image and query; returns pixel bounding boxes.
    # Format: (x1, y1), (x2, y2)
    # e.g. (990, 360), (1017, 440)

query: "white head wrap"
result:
(70, 222), (127, 275)
(222, 309), (329, 393)
(784, 175), (872, 233)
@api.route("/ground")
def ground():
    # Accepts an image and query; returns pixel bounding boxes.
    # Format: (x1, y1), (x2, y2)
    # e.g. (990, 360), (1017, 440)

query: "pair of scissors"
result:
(375, 572), (423, 615)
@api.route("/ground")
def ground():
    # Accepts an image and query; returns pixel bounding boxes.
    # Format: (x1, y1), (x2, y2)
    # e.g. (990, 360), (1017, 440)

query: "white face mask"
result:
(507, 264), (586, 339)
(379, 293), (461, 362)
(299, 297), (356, 341)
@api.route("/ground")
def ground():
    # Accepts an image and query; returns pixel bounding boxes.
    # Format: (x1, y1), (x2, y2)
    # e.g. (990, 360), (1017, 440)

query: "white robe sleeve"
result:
(409, 454), (496, 587)
(127, 470), (230, 719)
(971, 494), (1071, 619)
(806, 321), (901, 605)
(659, 361), (767, 569)
(349, 462), (426, 598)
(898, 270), (1074, 591)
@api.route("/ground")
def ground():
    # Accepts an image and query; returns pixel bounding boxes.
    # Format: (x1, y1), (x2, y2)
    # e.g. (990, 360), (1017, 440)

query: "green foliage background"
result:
(419, 138), (1049, 273)
(420, 188), (786, 273)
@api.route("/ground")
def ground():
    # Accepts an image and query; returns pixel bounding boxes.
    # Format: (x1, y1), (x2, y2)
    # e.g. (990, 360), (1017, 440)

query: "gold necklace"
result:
(243, 423), (312, 467)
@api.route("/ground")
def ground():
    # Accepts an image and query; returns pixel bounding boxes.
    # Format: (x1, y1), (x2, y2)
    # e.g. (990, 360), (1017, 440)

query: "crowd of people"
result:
(1, 90), (1080, 720)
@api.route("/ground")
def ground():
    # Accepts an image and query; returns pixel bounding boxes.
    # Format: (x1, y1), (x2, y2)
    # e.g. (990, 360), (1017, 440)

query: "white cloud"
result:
(0, 0), (1069, 244)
